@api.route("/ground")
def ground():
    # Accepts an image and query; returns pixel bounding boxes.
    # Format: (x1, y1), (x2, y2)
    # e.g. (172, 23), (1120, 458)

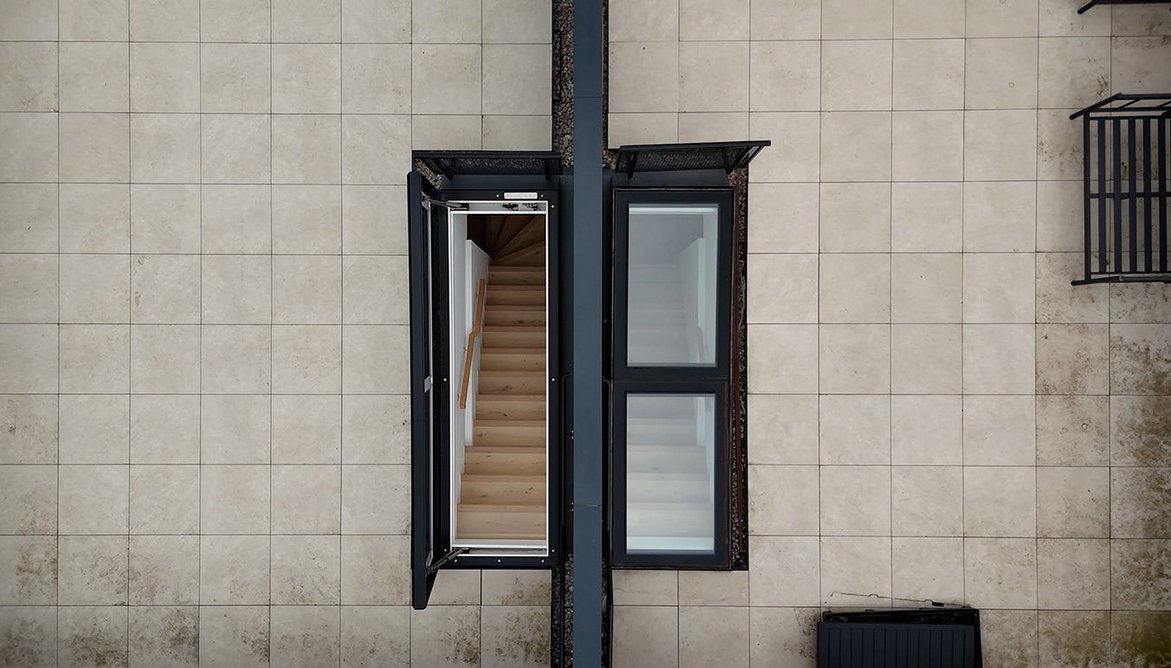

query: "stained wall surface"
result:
(0, 0), (551, 665)
(607, 0), (1171, 666)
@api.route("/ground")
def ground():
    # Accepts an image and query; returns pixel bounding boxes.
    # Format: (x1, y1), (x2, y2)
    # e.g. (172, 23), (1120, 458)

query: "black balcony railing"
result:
(1077, 0), (1170, 13)
(1070, 93), (1171, 285)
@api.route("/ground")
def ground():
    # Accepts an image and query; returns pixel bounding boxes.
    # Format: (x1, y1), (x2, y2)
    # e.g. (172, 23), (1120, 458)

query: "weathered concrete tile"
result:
(1110, 324), (1171, 395)
(821, 536), (891, 607)
(979, 609), (1039, 668)
(57, 606), (128, 668)
(612, 570), (677, 606)
(1037, 539), (1111, 609)
(1111, 540), (1171, 610)
(481, 606), (549, 668)
(612, 606), (677, 668)
(481, 570), (550, 606)
(1111, 611), (1171, 667)
(128, 606), (198, 667)
(1111, 468), (1171, 539)
(340, 606), (409, 667)
(1038, 611), (1111, 668)
(0, 536), (55, 605)
(1111, 395), (1171, 467)
(199, 606), (270, 668)
(679, 606), (749, 668)
(1037, 467), (1110, 538)
(749, 606), (818, 666)
(1037, 395), (1109, 466)
(270, 606), (340, 668)
(0, 605), (56, 666)
(410, 606), (481, 668)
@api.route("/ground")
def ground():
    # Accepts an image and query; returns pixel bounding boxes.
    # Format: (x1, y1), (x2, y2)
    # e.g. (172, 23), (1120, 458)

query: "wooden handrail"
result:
(459, 278), (488, 409)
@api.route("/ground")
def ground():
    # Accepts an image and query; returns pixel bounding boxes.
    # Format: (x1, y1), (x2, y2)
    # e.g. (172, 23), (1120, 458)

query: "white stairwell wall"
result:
(448, 218), (491, 506)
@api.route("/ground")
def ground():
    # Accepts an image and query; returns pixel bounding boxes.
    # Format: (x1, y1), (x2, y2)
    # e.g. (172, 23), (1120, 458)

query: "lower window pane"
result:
(625, 394), (715, 554)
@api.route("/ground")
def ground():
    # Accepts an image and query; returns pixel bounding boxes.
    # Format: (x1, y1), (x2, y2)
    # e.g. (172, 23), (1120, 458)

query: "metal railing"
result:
(458, 278), (487, 409)
(1070, 93), (1171, 285)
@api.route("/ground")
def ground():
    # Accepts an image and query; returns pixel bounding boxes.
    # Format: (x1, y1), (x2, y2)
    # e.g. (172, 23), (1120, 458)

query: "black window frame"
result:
(610, 187), (741, 570)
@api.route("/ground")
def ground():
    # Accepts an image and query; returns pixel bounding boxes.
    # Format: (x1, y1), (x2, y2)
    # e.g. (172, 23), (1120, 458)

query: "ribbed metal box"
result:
(817, 608), (981, 668)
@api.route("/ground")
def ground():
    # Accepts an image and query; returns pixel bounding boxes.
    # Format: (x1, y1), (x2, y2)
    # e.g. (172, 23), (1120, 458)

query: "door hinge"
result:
(428, 547), (469, 573)
(423, 196), (469, 211)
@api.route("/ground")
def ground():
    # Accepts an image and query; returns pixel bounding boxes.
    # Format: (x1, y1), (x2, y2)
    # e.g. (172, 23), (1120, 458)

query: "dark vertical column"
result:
(572, 0), (605, 664)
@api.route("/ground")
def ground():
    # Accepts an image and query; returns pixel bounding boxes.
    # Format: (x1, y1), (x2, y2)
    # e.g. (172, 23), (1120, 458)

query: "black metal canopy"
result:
(1077, 0), (1170, 14)
(414, 150), (562, 181)
(615, 140), (771, 176)
(1071, 92), (1171, 119)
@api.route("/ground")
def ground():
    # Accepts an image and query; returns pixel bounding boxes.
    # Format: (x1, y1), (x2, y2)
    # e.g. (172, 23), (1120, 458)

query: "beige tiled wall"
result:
(0, 0), (550, 665)
(609, 0), (1171, 666)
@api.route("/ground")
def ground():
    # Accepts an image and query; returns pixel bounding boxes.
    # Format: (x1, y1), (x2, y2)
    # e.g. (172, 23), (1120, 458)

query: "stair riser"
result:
(483, 331), (545, 348)
(479, 353), (543, 371)
(476, 400), (545, 420)
(464, 453), (545, 475)
(461, 481), (546, 505)
(485, 311), (546, 326)
(488, 271), (545, 287)
(487, 289), (545, 305)
(474, 426), (544, 447)
(479, 375), (545, 394)
(456, 510), (545, 540)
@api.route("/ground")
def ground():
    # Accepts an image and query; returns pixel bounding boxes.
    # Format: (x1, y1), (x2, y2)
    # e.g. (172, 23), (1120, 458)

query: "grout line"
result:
(196, 0), (204, 660)
(888, 0), (895, 609)
(337, 2), (345, 661)
(124, 4), (132, 658)
(1034, 2), (1042, 659)
(268, 0), (274, 656)
(54, 2), (61, 664)
(959, 0), (967, 610)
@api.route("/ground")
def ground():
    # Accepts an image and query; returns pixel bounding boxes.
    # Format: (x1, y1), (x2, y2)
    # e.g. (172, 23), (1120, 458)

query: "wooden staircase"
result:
(456, 217), (547, 542)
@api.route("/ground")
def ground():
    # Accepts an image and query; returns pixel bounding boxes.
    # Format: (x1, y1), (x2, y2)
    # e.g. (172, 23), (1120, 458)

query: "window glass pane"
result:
(626, 203), (719, 366)
(625, 394), (715, 554)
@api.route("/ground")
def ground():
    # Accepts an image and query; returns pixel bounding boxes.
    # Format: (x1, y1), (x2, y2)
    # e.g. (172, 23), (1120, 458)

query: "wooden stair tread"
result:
(487, 304), (543, 311)
(466, 445), (547, 454)
(462, 474), (544, 482)
(479, 369), (544, 377)
(458, 503), (544, 512)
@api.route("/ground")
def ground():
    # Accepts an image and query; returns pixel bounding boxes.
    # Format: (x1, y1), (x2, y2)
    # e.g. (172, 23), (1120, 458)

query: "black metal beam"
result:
(572, 0), (605, 663)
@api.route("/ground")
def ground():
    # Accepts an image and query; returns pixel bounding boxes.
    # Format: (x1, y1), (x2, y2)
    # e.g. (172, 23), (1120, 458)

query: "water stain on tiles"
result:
(64, 623), (128, 667)
(162, 608), (199, 657)
(1113, 468), (1171, 538)
(448, 630), (480, 667)
(1113, 541), (1171, 610)
(14, 540), (56, 600)
(1039, 611), (1111, 668)
(1112, 611), (1171, 667)
(1114, 396), (1171, 467)
(491, 609), (549, 666)
(1111, 328), (1171, 394)
(247, 630), (270, 662)
(0, 615), (52, 667)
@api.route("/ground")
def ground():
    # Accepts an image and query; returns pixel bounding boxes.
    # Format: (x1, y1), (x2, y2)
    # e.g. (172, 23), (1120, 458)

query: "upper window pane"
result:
(626, 203), (720, 367)
(625, 393), (716, 555)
